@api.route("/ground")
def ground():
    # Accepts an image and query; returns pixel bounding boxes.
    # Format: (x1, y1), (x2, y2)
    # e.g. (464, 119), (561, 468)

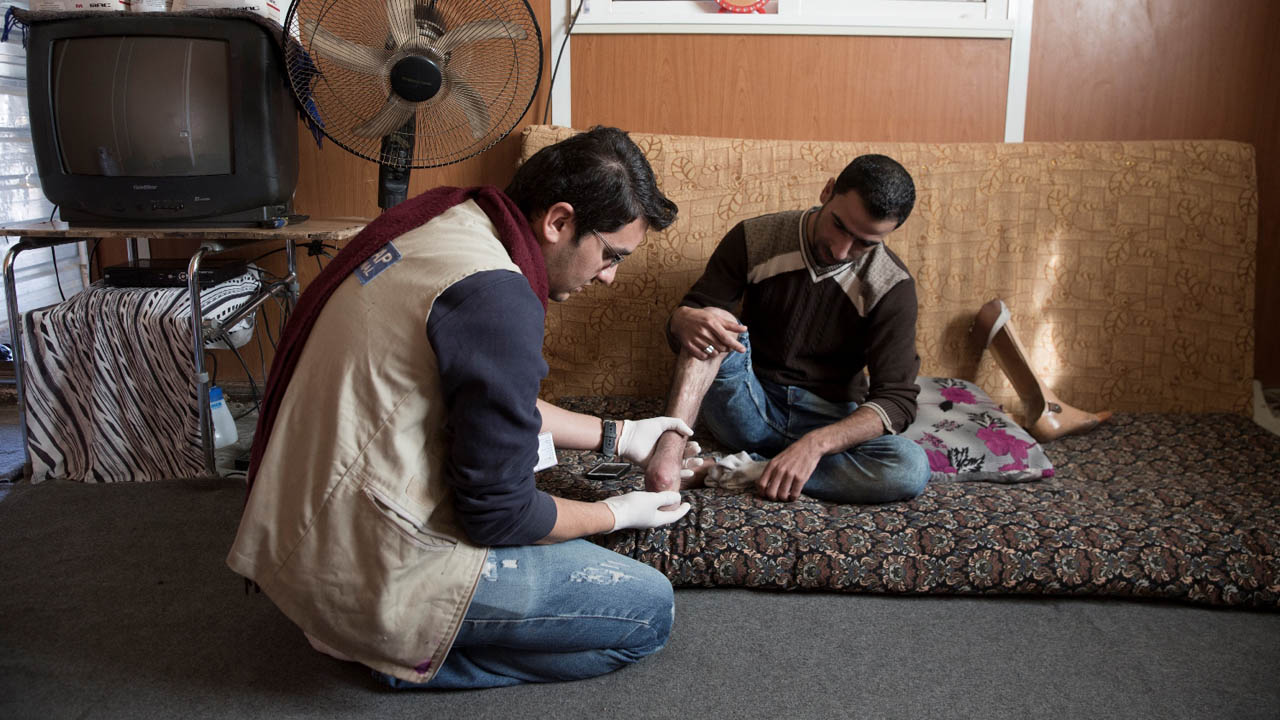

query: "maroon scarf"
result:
(245, 186), (548, 490)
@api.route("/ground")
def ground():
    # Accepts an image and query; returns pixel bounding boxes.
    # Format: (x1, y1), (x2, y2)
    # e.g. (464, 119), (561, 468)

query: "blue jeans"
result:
(700, 332), (929, 504)
(374, 539), (674, 689)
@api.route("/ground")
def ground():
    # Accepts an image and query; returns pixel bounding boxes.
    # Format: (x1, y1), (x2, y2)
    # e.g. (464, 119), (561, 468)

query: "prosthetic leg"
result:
(972, 298), (1112, 442)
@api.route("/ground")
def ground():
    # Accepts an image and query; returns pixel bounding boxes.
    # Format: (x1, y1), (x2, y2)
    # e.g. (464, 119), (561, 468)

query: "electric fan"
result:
(283, 0), (542, 210)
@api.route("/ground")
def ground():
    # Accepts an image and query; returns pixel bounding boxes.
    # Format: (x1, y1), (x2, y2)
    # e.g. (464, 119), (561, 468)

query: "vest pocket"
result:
(363, 485), (457, 552)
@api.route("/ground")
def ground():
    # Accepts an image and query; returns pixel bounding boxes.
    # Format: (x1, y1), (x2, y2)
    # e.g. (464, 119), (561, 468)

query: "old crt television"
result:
(26, 15), (299, 226)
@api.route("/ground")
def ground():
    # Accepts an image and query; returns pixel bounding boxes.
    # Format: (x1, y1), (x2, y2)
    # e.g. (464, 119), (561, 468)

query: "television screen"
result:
(27, 15), (299, 227)
(53, 37), (233, 177)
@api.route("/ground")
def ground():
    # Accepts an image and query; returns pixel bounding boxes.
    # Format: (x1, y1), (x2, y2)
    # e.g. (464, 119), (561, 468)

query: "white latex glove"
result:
(601, 491), (691, 532)
(617, 417), (694, 468)
(680, 457), (709, 479)
(679, 441), (705, 480)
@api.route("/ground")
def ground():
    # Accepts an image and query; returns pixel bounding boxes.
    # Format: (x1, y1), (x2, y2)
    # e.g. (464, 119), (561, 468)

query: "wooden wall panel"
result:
(569, 34), (1010, 143)
(1251, 6), (1280, 386)
(1025, 0), (1280, 385)
(290, 118), (537, 221)
(1025, 1), (1272, 141)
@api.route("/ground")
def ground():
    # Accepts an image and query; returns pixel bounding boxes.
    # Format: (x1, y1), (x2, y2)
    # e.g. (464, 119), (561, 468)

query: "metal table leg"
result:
(2, 238), (34, 478)
(186, 247), (216, 477)
(188, 237), (300, 478)
(285, 238), (299, 308)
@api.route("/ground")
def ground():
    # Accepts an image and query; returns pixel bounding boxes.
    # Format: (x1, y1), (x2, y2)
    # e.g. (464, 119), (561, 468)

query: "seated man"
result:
(646, 154), (930, 505)
(228, 127), (697, 689)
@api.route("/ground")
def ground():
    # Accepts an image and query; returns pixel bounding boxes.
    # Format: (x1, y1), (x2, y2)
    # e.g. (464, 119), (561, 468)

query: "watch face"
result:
(715, 0), (768, 12)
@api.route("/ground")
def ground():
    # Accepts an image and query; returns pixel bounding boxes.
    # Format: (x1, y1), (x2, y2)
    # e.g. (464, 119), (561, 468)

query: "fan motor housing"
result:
(390, 56), (443, 102)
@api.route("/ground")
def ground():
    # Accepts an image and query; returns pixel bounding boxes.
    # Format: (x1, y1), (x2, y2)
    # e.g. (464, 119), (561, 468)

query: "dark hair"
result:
(832, 154), (916, 228)
(505, 126), (678, 240)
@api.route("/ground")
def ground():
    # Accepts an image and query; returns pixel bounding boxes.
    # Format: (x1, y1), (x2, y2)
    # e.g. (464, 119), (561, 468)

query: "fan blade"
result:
(448, 72), (490, 141)
(300, 19), (389, 75)
(385, 0), (417, 47)
(432, 19), (526, 55)
(353, 97), (417, 139)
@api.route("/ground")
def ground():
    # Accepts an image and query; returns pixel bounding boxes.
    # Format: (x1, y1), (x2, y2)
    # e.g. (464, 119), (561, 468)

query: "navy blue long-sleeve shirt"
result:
(426, 269), (557, 546)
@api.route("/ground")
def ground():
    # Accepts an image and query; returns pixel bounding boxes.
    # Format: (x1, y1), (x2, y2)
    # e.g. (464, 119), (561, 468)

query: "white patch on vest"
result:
(570, 559), (634, 585)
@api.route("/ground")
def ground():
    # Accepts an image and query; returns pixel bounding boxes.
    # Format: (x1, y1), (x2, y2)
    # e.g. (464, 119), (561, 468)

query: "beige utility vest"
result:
(227, 201), (524, 683)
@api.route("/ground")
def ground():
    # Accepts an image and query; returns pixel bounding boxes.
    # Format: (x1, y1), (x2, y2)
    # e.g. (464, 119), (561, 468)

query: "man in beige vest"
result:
(228, 127), (696, 689)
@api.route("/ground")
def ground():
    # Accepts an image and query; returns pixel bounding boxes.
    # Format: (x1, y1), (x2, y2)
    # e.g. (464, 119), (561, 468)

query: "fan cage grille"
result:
(283, 0), (542, 169)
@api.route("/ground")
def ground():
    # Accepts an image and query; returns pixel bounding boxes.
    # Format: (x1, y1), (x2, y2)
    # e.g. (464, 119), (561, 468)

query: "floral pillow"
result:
(903, 377), (1055, 484)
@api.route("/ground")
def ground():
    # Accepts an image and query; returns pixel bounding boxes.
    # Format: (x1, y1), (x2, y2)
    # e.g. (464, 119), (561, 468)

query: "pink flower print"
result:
(925, 448), (956, 473)
(940, 386), (977, 405)
(977, 425), (1033, 471)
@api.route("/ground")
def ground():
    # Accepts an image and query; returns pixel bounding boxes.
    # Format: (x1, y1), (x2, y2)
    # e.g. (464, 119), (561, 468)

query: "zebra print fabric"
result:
(21, 271), (261, 482)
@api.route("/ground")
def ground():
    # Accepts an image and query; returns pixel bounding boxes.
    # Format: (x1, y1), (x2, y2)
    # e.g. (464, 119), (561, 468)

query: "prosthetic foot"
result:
(972, 298), (1112, 442)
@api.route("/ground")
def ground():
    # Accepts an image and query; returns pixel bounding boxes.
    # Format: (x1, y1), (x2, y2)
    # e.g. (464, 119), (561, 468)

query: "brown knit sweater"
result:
(669, 209), (921, 433)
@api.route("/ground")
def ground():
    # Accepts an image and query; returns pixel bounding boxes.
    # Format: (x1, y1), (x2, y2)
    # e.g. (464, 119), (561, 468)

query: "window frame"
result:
(573, 0), (1015, 38)
(0, 2), (87, 348)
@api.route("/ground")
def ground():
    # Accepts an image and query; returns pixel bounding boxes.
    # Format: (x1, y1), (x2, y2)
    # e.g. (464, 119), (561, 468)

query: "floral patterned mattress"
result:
(540, 398), (1280, 609)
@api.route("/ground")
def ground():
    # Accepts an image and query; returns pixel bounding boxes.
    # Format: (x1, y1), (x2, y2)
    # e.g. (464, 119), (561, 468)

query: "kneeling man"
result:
(229, 127), (694, 690)
(646, 154), (930, 504)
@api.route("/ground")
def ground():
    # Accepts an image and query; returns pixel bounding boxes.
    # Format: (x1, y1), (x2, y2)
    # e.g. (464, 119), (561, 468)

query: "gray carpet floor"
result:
(2, 476), (1279, 720)
(0, 405), (24, 482)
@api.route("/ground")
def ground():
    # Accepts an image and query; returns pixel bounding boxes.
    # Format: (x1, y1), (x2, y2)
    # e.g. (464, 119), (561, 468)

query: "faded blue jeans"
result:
(374, 539), (674, 689)
(701, 332), (930, 504)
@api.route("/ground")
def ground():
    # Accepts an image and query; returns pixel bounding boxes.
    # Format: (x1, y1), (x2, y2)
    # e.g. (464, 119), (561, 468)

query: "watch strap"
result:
(601, 419), (619, 458)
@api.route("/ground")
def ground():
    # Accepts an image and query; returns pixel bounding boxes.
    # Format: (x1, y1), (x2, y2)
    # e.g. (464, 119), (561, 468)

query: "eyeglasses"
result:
(591, 230), (626, 268)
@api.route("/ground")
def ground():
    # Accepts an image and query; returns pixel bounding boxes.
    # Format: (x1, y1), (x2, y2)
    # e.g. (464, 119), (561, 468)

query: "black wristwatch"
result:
(601, 419), (619, 458)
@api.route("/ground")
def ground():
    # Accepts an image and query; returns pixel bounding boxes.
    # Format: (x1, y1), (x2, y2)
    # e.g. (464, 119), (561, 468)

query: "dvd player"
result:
(103, 257), (248, 288)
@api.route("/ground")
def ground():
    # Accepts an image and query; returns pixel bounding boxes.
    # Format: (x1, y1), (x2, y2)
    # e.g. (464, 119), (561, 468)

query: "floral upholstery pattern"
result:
(538, 397), (1280, 609)
(520, 127), (1258, 423)
(904, 377), (1054, 483)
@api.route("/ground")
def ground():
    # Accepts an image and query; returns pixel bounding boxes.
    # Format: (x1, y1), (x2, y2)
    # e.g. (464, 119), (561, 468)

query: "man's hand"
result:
(670, 306), (748, 360)
(617, 417), (693, 468)
(756, 437), (824, 502)
(602, 491), (691, 532)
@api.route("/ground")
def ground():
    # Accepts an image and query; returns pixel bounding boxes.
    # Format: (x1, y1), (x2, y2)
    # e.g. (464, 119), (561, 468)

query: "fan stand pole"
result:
(378, 118), (417, 211)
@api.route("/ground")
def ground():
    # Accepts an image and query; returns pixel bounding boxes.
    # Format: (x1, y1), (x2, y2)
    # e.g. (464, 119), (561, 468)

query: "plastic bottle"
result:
(209, 386), (238, 449)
